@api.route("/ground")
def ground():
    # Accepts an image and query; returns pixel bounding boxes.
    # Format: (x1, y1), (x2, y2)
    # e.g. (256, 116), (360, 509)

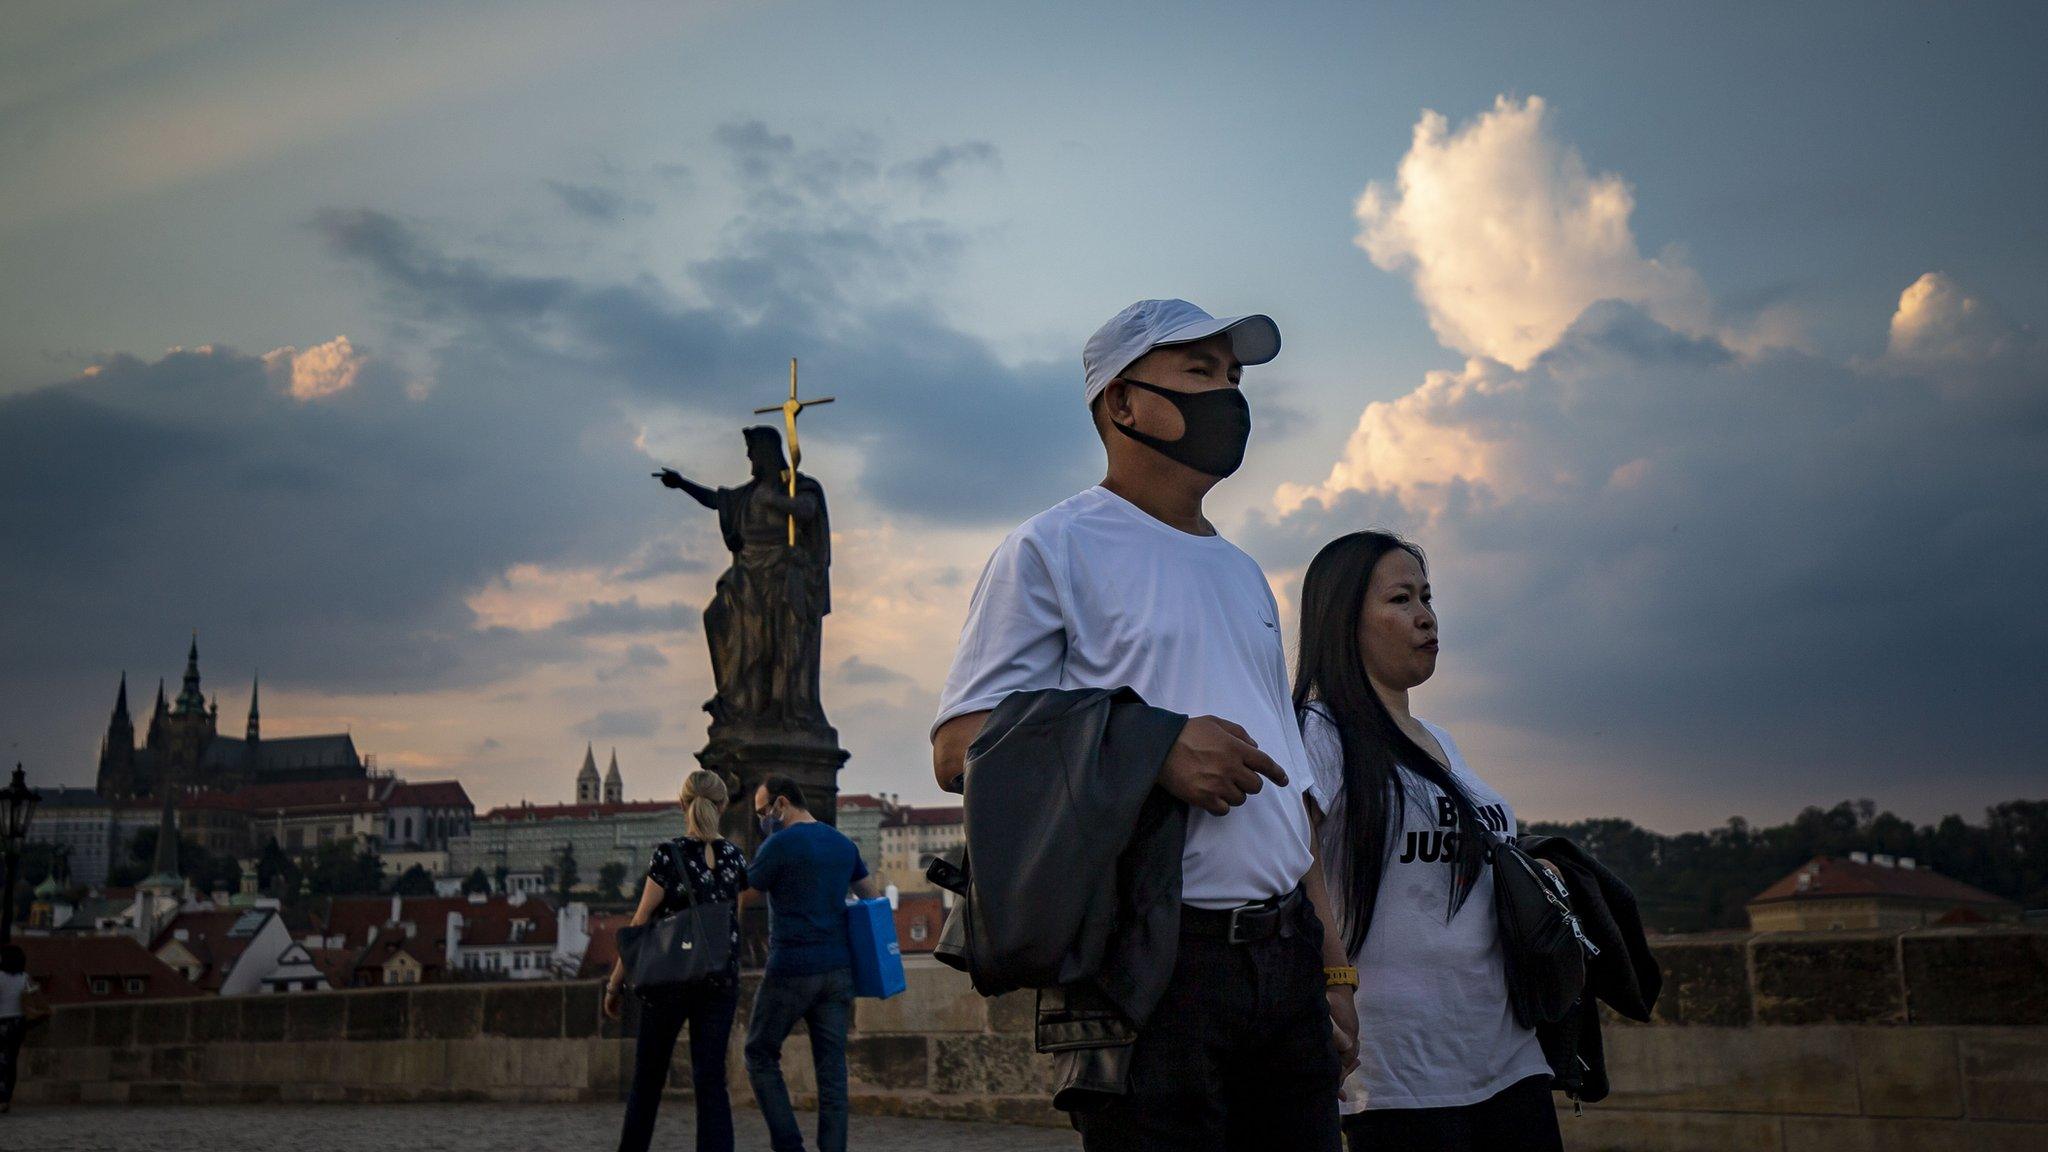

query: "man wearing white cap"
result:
(931, 300), (1352, 1150)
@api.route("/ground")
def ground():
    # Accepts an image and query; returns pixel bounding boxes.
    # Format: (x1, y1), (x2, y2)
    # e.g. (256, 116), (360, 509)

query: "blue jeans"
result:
(744, 967), (854, 1152)
(618, 978), (740, 1152)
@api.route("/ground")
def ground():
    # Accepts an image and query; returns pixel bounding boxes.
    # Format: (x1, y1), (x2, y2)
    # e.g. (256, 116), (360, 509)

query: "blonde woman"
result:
(607, 769), (747, 1152)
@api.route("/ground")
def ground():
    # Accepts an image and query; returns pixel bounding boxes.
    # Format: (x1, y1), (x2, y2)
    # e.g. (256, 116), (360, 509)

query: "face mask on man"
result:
(758, 801), (785, 838)
(1112, 377), (1252, 479)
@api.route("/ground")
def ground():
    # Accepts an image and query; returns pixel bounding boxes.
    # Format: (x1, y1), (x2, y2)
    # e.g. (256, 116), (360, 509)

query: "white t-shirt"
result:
(935, 486), (1320, 909)
(1302, 704), (1550, 1111)
(0, 971), (26, 1019)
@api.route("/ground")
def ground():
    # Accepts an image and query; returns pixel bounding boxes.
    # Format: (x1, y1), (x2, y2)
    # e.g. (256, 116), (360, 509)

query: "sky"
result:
(2, 1), (2043, 833)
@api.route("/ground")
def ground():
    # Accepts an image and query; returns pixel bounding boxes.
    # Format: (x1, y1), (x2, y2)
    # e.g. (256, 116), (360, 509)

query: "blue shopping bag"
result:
(845, 896), (907, 999)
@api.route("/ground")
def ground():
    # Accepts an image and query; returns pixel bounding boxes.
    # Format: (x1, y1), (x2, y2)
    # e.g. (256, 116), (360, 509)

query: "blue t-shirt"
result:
(745, 821), (869, 976)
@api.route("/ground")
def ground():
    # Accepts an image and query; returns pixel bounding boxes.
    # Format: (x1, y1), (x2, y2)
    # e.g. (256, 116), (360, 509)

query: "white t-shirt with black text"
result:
(1302, 704), (1550, 1111)
(935, 485), (1320, 909)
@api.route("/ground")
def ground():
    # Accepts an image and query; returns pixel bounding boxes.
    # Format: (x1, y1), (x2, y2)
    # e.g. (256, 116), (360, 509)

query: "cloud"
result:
(1259, 282), (2048, 825)
(571, 708), (660, 739)
(890, 141), (1000, 196)
(1886, 271), (2020, 365)
(1355, 96), (1709, 370)
(596, 643), (669, 683)
(262, 335), (365, 400)
(544, 180), (647, 224)
(315, 124), (1094, 525)
(836, 654), (913, 686)
(554, 597), (698, 637)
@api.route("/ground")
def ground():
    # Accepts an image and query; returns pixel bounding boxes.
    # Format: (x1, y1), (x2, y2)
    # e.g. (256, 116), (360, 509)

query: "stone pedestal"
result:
(698, 723), (851, 968)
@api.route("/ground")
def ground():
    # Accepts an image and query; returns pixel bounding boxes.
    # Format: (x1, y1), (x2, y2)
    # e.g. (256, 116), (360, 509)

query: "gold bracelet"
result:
(1324, 966), (1359, 988)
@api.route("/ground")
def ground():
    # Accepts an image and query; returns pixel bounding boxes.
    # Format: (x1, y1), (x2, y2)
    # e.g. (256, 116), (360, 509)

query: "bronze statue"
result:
(656, 426), (831, 734)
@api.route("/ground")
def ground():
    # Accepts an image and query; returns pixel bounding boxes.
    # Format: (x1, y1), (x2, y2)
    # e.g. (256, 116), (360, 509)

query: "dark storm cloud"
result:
(0, 122), (1092, 783)
(1242, 295), (2048, 811)
(317, 124), (1094, 524)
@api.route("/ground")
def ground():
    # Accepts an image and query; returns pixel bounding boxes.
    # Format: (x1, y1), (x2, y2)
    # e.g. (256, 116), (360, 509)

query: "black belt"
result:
(1180, 886), (1307, 944)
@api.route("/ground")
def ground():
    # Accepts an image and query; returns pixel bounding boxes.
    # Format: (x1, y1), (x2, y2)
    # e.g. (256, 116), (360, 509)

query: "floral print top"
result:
(644, 836), (747, 968)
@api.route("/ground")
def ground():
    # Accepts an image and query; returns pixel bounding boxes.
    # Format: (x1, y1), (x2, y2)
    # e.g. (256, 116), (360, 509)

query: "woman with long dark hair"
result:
(606, 769), (747, 1152)
(1294, 531), (1561, 1151)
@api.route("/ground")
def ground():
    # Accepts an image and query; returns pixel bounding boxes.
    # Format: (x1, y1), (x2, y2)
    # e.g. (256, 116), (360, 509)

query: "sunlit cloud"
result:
(263, 335), (363, 401)
(1355, 95), (1710, 370)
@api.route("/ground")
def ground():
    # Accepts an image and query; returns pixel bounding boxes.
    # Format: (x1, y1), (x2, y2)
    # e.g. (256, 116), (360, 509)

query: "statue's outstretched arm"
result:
(653, 468), (719, 510)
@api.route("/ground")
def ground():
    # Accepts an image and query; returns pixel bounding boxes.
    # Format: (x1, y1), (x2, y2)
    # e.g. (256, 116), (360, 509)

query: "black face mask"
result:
(1113, 377), (1252, 479)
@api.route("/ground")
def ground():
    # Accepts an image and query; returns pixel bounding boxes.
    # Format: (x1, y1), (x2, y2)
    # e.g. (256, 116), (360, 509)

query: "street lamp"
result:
(1, 762), (42, 945)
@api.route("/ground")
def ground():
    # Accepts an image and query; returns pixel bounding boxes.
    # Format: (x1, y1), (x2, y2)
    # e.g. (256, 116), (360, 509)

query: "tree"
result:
(555, 842), (579, 899)
(462, 867), (492, 895)
(111, 827), (240, 893)
(597, 861), (628, 901)
(393, 864), (436, 896)
(303, 841), (384, 898)
(256, 838), (301, 899)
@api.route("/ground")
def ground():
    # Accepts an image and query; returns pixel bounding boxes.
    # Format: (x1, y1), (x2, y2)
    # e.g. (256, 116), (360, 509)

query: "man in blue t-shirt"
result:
(743, 774), (877, 1152)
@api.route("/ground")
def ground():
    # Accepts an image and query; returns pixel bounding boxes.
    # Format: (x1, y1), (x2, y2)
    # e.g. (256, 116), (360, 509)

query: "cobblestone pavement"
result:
(4, 1103), (1083, 1151)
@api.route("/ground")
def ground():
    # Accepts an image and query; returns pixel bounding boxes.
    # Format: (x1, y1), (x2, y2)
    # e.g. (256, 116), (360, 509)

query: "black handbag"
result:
(1488, 829), (1595, 1029)
(616, 862), (733, 991)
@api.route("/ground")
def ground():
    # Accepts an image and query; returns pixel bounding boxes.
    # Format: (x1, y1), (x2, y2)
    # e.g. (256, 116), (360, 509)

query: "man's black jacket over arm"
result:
(945, 686), (1188, 1030)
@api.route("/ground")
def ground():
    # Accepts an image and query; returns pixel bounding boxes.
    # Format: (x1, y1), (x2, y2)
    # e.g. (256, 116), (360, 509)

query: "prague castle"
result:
(94, 636), (365, 800)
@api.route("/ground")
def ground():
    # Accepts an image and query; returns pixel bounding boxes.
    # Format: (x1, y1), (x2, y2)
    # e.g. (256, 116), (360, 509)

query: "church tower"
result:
(96, 673), (136, 798)
(575, 744), (600, 804)
(166, 633), (218, 793)
(603, 748), (623, 804)
(146, 679), (170, 753)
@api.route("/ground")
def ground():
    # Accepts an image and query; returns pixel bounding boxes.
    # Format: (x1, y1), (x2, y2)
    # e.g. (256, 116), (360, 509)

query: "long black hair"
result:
(1293, 531), (1487, 955)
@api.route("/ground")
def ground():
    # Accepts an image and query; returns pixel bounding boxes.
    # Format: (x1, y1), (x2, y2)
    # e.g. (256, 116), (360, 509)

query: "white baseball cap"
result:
(1082, 298), (1281, 407)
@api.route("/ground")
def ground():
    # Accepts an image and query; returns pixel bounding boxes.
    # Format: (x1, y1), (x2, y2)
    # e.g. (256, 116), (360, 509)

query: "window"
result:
(286, 829), (304, 850)
(91, 978), (111, 994)
(404, 817), (414, 841)
(910, 922), (928, 942)
(126, 978), (145, 993)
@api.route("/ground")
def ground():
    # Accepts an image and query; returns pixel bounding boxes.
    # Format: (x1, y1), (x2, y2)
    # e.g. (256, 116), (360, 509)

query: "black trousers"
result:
(0, 1016), (23, 1105)
(1342, 1073), (1563, 1152)
(617, 978), (740, 1152)
(1073, 900), (1342, 1152)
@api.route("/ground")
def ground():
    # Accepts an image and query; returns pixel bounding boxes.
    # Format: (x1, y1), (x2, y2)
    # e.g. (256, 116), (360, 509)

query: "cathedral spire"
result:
(112, 672), (131, 726)
(603, 748), (622, 804)
(174, 631), (206, 717)
(147, 678), (169, 749)
(141, 782), (182, 893)
(246, 673), (261, 742)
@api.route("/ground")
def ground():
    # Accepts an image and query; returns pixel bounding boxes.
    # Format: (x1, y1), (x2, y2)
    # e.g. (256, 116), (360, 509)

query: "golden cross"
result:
(752, 358), (834, 546)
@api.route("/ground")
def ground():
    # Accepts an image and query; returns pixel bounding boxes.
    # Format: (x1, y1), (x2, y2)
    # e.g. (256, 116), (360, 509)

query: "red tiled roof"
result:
(386, 780), (472, 808)
(150, 909), (269, 992)
(892, 891), (946, 955)
(352, 933), (444, 980)
(225, 778), (391, 814)
(837, 794), (889, 809)
(313, 894), (558, 952)
(578, 912), (633, 979)
(18, 935), (205, 1006)
(883, 805), (963, 828)
(305, 946), (359, 990)
(478, 800), (678, 822)
(1749, 856), (2018, 909)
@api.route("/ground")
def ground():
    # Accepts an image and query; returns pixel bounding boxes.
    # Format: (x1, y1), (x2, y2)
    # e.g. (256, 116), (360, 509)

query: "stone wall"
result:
(21, 926), (2048, 1149)
(18, 966), (1061, 1125)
